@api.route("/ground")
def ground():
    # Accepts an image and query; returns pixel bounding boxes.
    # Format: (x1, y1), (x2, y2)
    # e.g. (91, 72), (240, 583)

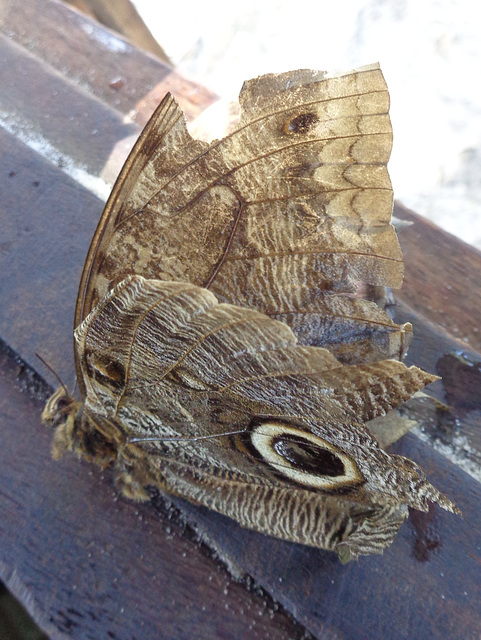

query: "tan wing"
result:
(73, 276), (457, 557)
(75, 63), (409, 396)
(76, 277), (456, 520)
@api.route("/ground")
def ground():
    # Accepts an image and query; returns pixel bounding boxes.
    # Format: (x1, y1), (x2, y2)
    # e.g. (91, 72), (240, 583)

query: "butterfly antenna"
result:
(128, 428), (332, 477)
(128, 428), (248, 444)
(35, 353), (71, 399)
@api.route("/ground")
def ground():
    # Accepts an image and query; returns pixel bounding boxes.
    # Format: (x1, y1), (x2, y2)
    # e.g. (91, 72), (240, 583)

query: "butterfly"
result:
(42, 63), (458, 561)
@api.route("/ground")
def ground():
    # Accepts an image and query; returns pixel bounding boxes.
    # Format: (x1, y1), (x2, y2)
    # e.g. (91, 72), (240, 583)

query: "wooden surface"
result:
(1, 1), (480, 638)
(64, 0), (172, 63)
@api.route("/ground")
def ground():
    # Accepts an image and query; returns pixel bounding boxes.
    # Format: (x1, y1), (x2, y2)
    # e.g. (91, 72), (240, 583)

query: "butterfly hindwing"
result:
(72, 275), (456, 557)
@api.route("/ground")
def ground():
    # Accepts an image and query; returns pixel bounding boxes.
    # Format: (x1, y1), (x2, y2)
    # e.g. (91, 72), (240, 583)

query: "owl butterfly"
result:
(42, 63), (458, 561)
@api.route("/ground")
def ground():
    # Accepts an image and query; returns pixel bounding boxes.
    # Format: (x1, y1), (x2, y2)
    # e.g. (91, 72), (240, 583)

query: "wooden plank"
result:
(394, 202), (481, 353)
(64, 0), (172, 63)
(0, 341), (308, 640)
(0, 33), (137, 184)
(3, 112), (481, 640)
(0, 125), (102, 386)
(0, 0), (217, 122)
(393, 204), (481, 466)
(1, 1), (480, 637)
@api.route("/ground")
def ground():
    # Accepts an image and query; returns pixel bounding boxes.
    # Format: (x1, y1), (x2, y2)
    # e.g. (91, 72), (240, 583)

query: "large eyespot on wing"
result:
(250, 422), (364, 490)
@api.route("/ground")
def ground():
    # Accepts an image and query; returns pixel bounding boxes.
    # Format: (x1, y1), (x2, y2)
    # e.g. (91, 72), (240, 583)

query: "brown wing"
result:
(73, 276), (457, 557)
(75, 63), (407, 393)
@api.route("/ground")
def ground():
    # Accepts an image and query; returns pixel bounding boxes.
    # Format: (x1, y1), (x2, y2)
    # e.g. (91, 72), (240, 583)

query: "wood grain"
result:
(0, 0), (217, 121)
(395, 201), (481, 353)
(1, 1), (480, 638)
(0, 340), (308, 640)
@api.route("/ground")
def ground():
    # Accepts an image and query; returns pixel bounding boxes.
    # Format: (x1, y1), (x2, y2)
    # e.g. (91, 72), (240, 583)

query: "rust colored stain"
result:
(409, 505), (442, 562)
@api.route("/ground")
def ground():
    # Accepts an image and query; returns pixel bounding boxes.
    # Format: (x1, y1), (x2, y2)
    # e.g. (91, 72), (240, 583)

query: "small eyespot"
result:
(93, 360), (124, 381)
(250, 422), (363, 490)
(168, 368), (208, 391)
(88, 356), (125, 389)
(283, 112), (319, 135)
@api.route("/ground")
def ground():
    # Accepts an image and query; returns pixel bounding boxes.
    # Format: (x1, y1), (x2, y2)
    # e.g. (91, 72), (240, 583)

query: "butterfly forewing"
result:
(76, 64), (407, 378)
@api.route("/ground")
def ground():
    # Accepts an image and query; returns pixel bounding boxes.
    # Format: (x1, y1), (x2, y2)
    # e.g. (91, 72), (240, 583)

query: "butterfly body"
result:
(43, 64), (458, 560)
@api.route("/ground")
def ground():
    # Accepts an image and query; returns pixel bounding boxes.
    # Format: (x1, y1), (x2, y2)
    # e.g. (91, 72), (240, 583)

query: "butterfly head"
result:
(42, 386), (78, 429)
(42, 386), (118, 466)
(42, 386), (82, 458)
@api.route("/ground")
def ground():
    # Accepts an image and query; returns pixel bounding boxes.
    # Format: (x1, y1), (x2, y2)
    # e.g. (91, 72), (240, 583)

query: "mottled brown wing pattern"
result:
(41, 64), (461, 560)
(76, 64), (409, 372)
(68, 276), (456, 558)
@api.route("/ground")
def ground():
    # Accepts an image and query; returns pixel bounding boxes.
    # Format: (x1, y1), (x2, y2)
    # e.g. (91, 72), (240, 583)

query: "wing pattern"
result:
(73, 276), (456, 556)
(76, 64), (407, 374)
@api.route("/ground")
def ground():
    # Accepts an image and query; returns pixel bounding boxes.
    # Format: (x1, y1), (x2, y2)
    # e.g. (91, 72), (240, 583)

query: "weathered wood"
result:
(0, 124), (102, 387)
(0, 33), (137, 185)
(65, 0), (172, 63)
(395, 201), (481, 353)
(0, 341), (307, 640)
(0, 0), (217, 122)
(1, 1), (480, 638)
(394, 203), (481, 464)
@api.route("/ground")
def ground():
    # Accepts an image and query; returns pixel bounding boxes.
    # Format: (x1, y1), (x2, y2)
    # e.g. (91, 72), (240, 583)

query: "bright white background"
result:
(133, 0), (481, 249)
